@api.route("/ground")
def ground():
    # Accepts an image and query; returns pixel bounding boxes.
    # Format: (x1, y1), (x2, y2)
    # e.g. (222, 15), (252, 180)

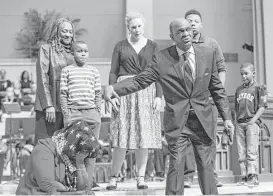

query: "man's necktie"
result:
(182, 52), (194, 93)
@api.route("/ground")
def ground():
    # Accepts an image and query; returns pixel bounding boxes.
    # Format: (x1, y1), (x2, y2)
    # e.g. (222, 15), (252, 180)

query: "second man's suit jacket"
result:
(112, 44), (231, 145)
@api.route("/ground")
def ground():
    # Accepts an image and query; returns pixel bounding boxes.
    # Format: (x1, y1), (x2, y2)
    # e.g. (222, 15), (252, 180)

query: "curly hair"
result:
(47, 17), (76, 54)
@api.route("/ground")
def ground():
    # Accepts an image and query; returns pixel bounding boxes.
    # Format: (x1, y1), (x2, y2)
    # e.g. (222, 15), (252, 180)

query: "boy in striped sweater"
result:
(60, 41), (102, 190)
(60, 40), (102, 128)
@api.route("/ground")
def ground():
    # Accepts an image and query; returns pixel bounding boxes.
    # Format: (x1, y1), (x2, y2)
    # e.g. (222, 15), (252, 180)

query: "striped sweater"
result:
(60, 64), (102, 117)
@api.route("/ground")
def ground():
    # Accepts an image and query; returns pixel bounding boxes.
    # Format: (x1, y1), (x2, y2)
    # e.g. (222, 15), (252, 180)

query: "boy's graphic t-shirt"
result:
(235, 82), (268, 124)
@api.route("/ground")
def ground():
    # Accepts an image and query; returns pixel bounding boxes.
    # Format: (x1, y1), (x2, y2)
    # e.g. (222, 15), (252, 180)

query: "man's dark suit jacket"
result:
(113, 45), (231, 145)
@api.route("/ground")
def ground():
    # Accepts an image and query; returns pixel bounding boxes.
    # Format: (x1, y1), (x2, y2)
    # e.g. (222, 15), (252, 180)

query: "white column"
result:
(252, 0), (266, 85)
(262, 0), (273, 95)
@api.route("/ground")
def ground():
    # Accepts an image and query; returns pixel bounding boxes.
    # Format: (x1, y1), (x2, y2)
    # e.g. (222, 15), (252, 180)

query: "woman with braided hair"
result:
(34, 17), (75, 145)
(16, 120), (101, 195)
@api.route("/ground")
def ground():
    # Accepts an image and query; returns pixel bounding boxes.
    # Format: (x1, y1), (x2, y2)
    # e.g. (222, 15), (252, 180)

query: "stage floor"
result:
(1, 180), (273, 195)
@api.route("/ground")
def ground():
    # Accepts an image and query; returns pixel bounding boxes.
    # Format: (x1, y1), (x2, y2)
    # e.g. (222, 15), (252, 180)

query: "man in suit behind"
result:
(104, 18), (234, 195)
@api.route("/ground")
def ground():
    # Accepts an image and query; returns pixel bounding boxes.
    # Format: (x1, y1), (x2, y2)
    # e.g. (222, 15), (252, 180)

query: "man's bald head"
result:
(169, 18), (193, 51)
(169, 18), (190, 34)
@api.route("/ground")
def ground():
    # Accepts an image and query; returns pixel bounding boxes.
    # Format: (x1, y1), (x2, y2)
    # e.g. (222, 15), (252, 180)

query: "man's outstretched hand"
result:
(104, 85), (120, 114)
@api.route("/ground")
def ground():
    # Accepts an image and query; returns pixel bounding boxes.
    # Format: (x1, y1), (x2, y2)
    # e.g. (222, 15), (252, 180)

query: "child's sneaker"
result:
(247, 174), (259, 187)
(237, 176), (247, 186)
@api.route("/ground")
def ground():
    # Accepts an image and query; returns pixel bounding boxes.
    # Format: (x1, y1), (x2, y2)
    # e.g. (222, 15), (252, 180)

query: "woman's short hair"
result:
(125, 12), (146, 27)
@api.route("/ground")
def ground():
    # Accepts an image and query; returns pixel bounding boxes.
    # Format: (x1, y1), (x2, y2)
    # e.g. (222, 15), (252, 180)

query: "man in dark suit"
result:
(104, 18), (234, 195)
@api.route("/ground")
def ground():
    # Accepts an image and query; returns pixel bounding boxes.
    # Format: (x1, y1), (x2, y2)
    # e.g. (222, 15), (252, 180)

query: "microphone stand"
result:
(9, 113), (13, 180)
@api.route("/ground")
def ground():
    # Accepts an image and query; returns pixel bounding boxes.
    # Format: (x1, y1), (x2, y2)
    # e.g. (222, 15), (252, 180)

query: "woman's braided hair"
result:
(47, 17), (76, 54)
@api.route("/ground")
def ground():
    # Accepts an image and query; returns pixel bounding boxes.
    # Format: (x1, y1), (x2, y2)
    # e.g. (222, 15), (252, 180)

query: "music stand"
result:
(2, 102), (21, 180)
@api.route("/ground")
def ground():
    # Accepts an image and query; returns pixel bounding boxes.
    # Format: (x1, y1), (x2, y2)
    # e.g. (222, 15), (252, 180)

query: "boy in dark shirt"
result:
(235, 63), (267, 187)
